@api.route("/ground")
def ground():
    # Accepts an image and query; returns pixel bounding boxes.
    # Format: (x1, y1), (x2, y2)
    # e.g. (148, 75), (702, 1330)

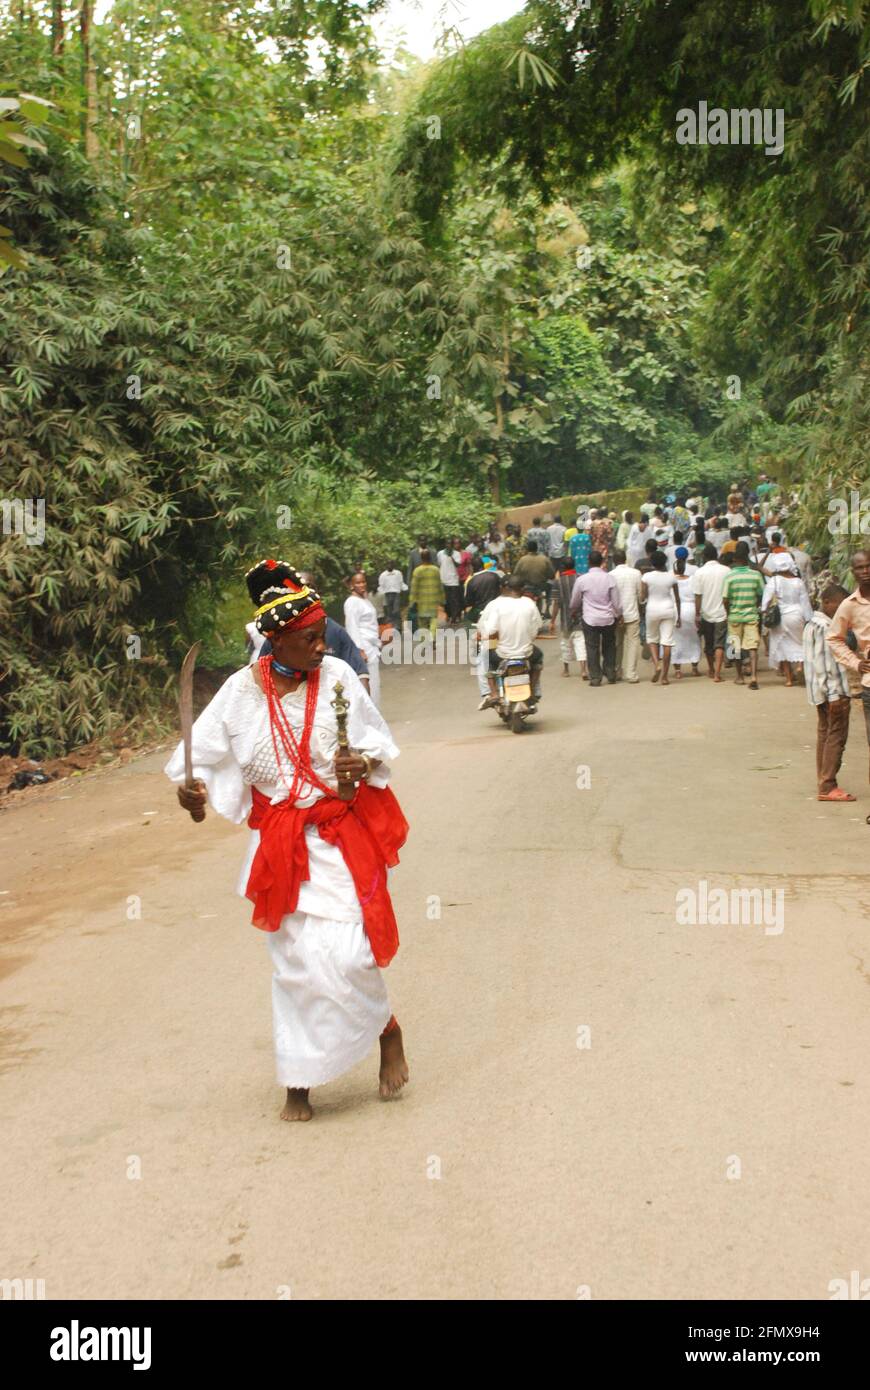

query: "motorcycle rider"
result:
(477, 574), (544, 708)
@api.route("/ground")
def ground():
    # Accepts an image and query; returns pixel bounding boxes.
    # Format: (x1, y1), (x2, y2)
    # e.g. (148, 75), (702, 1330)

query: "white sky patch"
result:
(373, 0), (527, 60)
(94, 0), (527, 61)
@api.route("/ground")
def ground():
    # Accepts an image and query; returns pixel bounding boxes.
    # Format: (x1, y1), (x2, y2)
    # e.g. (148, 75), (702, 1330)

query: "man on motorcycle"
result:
(477, 575), (544, 707)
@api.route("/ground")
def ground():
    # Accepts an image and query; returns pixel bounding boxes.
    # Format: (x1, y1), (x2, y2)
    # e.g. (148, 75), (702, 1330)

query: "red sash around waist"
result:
(245, 784), (408, 967)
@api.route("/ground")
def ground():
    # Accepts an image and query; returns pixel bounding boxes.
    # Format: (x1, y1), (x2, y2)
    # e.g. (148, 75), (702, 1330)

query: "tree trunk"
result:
(51, 1), (64, 57)
(489, 323), (511, 505)
(80, 0), (98, 162)
(490, 398), (503, 506)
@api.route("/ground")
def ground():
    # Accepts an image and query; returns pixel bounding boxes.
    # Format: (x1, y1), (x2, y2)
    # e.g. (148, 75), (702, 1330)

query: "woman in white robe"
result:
(761, 556), (813, 685)
(344, 571), (382, 707)
(671, 548), (701, 675)
(166, 561), (408, 1121)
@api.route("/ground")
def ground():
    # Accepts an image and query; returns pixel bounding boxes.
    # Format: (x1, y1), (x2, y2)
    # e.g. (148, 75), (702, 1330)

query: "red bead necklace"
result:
(259, 655), (333, 800)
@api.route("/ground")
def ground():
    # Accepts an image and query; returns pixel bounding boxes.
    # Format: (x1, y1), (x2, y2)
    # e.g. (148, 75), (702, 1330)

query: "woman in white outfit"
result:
(640, 549), (681, 685)
(670, 546), (701, 677)
(761, 553), (813, 687)
(344, 570), (382, 707)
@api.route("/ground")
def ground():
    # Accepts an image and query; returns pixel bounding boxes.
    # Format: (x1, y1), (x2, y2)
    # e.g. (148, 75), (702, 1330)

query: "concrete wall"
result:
(495, 498), (571, 530)
(496, 485), (649, 530)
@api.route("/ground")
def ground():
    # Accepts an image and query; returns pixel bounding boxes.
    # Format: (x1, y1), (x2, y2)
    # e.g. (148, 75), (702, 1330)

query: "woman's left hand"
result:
(335, 751), (368, 787)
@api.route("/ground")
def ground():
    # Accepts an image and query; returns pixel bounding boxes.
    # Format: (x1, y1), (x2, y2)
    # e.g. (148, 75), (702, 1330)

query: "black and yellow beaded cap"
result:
(245, 559), (325, 635)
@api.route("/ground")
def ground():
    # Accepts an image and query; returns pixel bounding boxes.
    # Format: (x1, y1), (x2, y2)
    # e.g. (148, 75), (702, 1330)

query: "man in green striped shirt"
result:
(723, 542), (764, 689)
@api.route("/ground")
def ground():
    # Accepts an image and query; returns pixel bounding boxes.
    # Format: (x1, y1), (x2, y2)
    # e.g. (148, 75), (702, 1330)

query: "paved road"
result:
(2, 643), (870, 1299)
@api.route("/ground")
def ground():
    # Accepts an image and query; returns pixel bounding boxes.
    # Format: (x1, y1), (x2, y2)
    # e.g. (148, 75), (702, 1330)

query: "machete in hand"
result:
(179, 640), (205, 823)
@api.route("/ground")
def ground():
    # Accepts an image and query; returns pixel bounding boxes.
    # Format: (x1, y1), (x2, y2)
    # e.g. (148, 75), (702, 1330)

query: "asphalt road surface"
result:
(2, 640), (870, 1300)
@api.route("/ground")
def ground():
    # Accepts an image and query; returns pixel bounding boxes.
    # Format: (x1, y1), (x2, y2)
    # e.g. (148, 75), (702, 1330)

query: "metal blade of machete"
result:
(179, 641), (201, 787)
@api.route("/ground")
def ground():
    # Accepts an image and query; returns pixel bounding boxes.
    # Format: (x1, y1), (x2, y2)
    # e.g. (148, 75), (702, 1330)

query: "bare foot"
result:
(280, 1087), (313, 1122)
(661, 677), (670, 685)
(379, 1024), (409, 1099)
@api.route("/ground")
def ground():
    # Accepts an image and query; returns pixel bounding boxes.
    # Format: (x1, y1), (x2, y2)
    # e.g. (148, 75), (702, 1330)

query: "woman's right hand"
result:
(177, 779), (207, 822)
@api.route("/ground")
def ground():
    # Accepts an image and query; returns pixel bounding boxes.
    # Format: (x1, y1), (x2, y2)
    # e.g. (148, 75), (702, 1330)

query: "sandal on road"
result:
(748, 680), (759, 690)
(818, 789), (856, 802)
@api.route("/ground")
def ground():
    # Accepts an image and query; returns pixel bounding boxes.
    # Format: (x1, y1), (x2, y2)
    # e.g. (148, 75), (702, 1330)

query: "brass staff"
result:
(331, 680), (356, 802)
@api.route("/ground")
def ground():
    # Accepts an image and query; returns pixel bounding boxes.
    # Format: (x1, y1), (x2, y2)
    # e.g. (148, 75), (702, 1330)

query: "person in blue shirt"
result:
(569, 528), (592, 575)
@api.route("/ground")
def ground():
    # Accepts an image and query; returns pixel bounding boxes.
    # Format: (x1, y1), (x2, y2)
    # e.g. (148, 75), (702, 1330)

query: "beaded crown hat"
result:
(245, 559), (325, 635)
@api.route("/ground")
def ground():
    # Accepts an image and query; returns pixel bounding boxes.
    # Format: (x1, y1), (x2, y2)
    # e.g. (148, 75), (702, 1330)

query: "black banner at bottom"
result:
(2, 1298), (866, 1372)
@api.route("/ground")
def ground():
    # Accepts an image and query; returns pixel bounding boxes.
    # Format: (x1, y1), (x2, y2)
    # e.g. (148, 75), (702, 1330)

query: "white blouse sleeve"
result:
(163, 673), (251, 824)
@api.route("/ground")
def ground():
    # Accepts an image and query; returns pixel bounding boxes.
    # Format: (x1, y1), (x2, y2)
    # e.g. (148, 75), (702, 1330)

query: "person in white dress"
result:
(626, 516), (652, 565)
(762, 553), (813, 686)
(670, 546), (702, 676)
(640, 550), (681, 685)
(344, 570), (383, 707)
(166, 560), (409, 1123)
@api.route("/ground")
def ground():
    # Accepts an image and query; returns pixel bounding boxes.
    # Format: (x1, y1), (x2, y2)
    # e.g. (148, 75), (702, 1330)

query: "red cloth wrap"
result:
(284, 600), (325, 631)
(245, 784), (408, 967)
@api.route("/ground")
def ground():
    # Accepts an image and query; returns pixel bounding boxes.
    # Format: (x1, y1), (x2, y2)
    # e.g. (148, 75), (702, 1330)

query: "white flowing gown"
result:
(672, 571), (701, 665)
(762, 576), (813, 667)
(343, 593), (382, 707)
(164, 655), (400, 1089)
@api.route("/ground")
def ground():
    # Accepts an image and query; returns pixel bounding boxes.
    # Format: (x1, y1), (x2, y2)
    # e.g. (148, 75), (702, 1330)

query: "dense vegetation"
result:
(394, 0), (869, 557)
(1, 1), (866, 754)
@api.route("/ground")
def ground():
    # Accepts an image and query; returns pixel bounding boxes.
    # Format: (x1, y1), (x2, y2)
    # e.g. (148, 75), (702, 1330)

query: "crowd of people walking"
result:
(246, 477), (870, 808)
(378, 479), (870, 805)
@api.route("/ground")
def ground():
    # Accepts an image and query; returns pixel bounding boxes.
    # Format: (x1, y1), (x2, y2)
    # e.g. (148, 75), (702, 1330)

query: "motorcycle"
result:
(493, 656), (539, 734)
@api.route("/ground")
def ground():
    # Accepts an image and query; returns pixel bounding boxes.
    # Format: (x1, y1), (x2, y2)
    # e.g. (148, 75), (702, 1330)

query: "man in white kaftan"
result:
(165, 655), (399, 1090)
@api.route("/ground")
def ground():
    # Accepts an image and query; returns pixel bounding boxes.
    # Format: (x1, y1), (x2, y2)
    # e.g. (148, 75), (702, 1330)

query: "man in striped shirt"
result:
(722, 542), (764, 689)
(804, 584), (853, 801)
(827, 551), (870, 795)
